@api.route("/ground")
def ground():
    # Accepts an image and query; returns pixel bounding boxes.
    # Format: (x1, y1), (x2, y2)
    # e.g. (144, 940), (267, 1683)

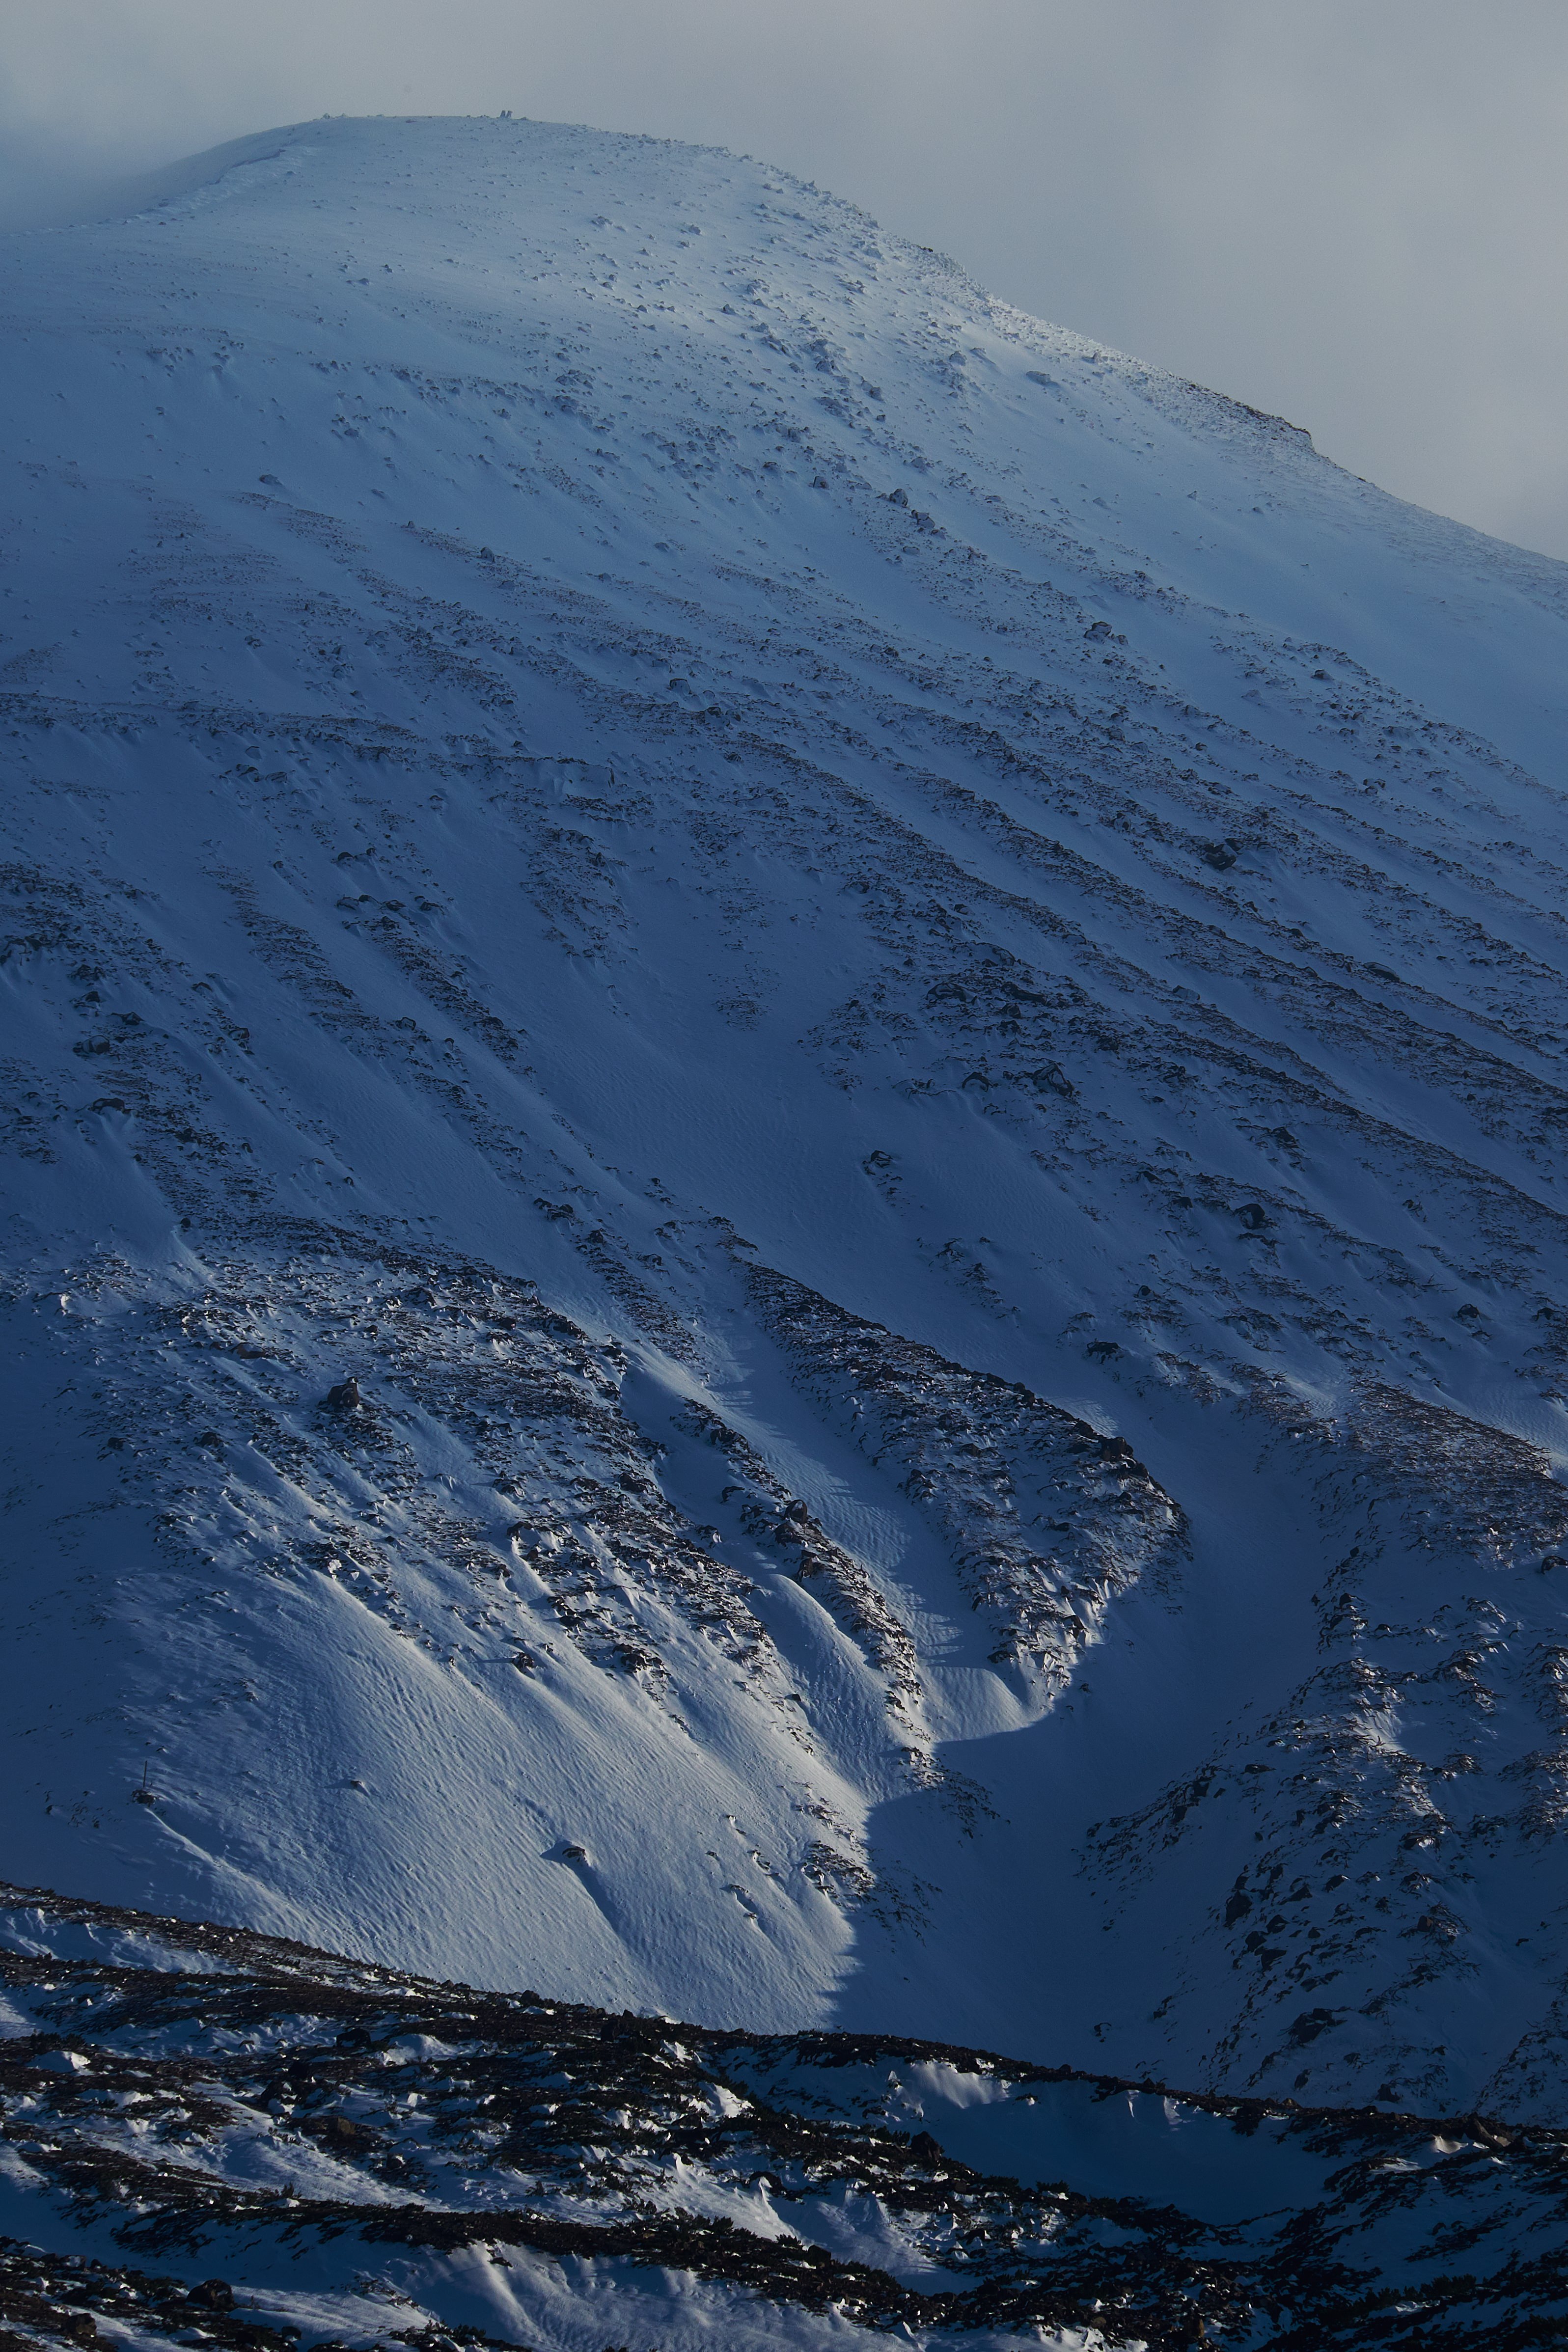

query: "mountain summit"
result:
(3, 115), (1568, 2147)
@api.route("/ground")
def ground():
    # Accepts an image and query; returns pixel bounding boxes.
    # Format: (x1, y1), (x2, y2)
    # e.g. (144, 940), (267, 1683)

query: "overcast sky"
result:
(4, 0), (1567, 560)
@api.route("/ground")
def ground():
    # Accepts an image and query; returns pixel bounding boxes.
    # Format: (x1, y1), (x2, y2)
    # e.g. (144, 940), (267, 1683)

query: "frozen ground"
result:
(1, 1881), (1565, 2351)
(2, 114), (1568, 2159)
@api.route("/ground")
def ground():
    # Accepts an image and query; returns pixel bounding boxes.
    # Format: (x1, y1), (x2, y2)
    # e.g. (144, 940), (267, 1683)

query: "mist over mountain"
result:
(3, 114), (1568, 2347)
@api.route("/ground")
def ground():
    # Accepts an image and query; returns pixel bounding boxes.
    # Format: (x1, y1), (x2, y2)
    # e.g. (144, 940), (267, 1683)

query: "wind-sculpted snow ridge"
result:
(0, 1227), (958, 2028)
(3, 113), (1568, 2121)
(748, 1264), (1184, 1687)
(3, 1886), (1568, 2352)
(674, 1395), (928, 1730)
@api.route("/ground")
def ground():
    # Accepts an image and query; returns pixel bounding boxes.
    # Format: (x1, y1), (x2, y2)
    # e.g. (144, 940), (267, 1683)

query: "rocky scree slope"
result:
(1, 117), (1568, 2128)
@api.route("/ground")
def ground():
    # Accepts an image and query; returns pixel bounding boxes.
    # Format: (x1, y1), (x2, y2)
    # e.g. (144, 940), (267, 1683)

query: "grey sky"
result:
(4, 0), (1567, 559)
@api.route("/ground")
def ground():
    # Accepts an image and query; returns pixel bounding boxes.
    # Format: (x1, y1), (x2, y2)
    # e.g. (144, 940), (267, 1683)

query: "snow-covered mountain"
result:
(3, 111), (1568, 2160)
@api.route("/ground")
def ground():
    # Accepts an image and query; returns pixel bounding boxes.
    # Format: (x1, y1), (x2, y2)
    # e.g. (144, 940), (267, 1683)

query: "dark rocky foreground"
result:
(0, 1884), (1565, 2349)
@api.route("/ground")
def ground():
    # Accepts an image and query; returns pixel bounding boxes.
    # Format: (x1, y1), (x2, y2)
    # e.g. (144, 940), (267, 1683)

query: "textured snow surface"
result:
(1, 1883), (1566, 2352)
(3, 116), (1568, 2139)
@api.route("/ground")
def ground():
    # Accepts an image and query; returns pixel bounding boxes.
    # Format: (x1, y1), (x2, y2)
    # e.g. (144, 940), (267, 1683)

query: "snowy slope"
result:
(2, 115), (1568, 2129)
(2, 1881), (1566, 2352)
